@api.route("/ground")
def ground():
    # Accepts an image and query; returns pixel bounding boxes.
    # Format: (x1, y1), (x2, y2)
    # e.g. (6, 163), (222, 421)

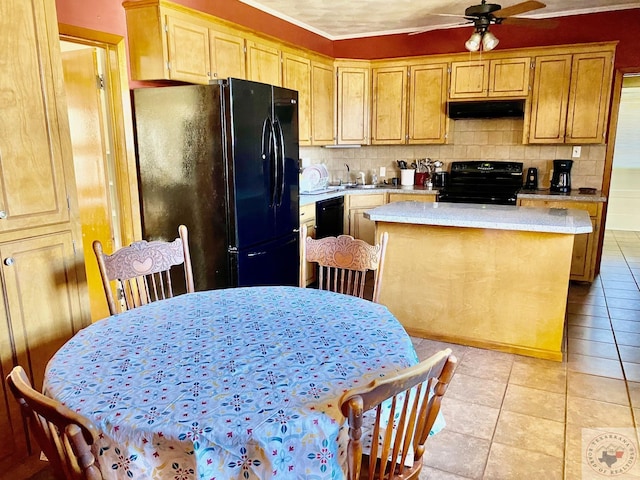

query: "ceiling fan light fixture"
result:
(465, 32), (482, 52)
(482, 30), (499, 51)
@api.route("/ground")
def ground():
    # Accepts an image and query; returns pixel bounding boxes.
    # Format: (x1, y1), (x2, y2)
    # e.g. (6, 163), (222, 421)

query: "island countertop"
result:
(365, 201), (593, 234)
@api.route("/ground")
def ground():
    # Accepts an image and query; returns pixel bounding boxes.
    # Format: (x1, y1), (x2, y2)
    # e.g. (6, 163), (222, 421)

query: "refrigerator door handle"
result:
(262, 117), (276, 208)
(273, 118), (286, 206)
(246, 250), (267, 257)
(269, 119), (279, 208)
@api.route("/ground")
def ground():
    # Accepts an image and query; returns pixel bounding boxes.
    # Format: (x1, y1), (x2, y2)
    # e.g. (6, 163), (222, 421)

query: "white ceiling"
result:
(238, 0), (640, 40)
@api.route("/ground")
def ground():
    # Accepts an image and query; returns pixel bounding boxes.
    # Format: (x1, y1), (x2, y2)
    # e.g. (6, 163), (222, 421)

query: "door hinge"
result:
(166, 61), (171, 71)
(96, 74), (105, 90)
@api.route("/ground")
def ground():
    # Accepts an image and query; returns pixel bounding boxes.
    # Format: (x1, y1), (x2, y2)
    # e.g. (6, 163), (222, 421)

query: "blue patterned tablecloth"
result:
(44, 286), (419, 479)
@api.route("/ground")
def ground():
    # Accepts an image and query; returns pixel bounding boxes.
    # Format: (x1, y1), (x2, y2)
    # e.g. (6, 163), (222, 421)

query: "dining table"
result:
(43, 286), (433, 479)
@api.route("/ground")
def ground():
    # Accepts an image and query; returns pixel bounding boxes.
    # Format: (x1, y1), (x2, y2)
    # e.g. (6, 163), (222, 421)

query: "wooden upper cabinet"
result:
(283, 52), (312, 145)
(246, 39), (282, 86)
(528, 49), (614, 144)
(528, 54), (572, 143)
(565, 51), (614, 144)
(371, 65), (408, 145)
(0, 0), (70, 233)
(310, 61), (335, 145)
(488, 57), (530, 97)
(449, 60), (489, 98)
(336, 64), (370, 145)
(450, 57), (530, 99)
(209, 29), (246, 80)
(166, 14), (211, 83)
(408, 62), (448, 144)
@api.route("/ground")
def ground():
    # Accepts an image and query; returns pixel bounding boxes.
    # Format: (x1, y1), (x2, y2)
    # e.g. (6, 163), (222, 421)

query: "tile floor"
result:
(414, 229), (640, 479)
(11, 229), (640, 479)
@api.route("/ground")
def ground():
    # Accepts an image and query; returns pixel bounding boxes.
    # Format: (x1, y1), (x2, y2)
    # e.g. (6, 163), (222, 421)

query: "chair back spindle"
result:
(93, 224), (194, 315)
(300, 224), (389, 303)
(340, 349), (458, 480)
(6, 366), (103, 480)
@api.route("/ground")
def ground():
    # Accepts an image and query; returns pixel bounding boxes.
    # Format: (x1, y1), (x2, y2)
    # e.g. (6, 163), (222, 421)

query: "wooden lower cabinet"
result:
(346, 194), (386, 245)
(299, 203), (316, 286)
(0, 231), (86, 469)
(517, 198), (602, 282)
(388, 193), (437, 203)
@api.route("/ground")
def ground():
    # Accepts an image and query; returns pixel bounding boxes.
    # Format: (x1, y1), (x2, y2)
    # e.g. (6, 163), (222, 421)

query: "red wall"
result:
(54, 1), (640, 71)
(333, 9), (640, 70)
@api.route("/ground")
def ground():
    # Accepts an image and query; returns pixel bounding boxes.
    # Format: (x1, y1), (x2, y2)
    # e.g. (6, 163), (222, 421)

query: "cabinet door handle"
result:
(4, 258), (14, 266)
(0, 211), (6, 219)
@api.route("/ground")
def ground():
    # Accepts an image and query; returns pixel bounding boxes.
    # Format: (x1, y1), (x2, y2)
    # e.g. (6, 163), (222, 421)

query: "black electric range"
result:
(437, 161), (524, 205)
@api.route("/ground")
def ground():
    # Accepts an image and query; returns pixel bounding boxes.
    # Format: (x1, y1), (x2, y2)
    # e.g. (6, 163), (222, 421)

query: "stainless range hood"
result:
(447, 99), (525, 119)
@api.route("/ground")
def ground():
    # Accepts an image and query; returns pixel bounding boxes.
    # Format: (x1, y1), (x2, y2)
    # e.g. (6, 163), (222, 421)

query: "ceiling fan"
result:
(412, 0), (556, 52)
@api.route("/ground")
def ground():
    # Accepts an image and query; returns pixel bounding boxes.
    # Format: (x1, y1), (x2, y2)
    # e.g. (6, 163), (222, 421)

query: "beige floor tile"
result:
(483, 442), (563, 480)
(567, 371), (630, 406)
(566, 396), (634, 428)
(567, 352), (624, 379)
(620, 345), (640, 363)
(423, 429), (490, 480)
(565, 424), (640, 478)
(568, 338), (619, 360)
(440, 397), (499, 440)
(613, 319), (640, 334)
(616, 331), (640, 346)
(493, 410), (564, 458)
(623, 362), (640, 382)
(502, 383), (565, 422)
(509, 360), (567, 393)
(567, 313), (611, 329)
(454, 347), (513, 383)
(412, 339), (468, 363)
(567, 325), (615, 343)
(627, 382), (640, 408)
(566, 303), (610, 317)
(419, 466), (474, 480)
(446, 372), (507, 409)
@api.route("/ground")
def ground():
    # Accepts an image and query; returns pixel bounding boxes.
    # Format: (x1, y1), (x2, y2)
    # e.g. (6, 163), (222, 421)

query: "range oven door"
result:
(438, 190), (518, 205)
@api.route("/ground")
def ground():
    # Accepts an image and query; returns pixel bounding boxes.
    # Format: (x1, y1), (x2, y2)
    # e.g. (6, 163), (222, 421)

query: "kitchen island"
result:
(366, 202), (593, 360)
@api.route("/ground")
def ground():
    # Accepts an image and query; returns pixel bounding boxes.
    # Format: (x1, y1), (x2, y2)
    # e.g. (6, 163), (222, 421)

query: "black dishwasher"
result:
(315, 196), (344, 239)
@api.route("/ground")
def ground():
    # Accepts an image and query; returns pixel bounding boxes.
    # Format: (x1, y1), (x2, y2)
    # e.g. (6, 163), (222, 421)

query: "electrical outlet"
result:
(572, 146), (581, 158)
(379, 166), (386, 177)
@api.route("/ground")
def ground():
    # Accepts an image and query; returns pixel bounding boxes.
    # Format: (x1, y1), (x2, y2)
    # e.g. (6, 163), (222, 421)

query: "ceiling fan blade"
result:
(500, 16), (558, 28)
(493, 1), (546, 18)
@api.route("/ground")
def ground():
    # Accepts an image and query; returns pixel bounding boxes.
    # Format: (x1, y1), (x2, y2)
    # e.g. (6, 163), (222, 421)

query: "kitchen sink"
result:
(358, 184), (385, 189)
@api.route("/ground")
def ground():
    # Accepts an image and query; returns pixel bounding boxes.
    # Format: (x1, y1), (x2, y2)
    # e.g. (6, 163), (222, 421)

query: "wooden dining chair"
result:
(340, 349), (458, 480)
(6, 366), (103, 480)
(93, 224), (195, 315)
(300, 224), (389, 303)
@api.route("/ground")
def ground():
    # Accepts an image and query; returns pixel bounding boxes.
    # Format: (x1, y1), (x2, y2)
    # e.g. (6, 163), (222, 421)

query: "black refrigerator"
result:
(132, 79), (300, 290)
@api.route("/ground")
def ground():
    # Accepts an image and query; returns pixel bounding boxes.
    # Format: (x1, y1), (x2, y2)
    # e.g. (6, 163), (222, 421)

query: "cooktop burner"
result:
(438, 161), (523, 206)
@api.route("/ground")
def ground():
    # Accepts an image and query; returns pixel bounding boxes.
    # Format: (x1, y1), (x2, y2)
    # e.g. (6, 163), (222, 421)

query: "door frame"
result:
(58, 24), (141, 247)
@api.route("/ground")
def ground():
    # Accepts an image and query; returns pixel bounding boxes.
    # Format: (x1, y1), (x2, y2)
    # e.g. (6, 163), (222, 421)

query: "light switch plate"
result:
(379, 166), (386, 177)
(572, 146), (581, 158)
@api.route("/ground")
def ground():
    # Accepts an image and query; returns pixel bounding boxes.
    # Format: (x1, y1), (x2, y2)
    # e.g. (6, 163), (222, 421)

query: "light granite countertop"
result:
(516, 188), (606, 202)
(364, 201), (593, 234)
(299, 187), (605, 207)
(299, 185), (438, 206)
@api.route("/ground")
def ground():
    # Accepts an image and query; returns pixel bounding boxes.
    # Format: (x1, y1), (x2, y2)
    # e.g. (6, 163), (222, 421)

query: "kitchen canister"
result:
(400, 168), (415, 186)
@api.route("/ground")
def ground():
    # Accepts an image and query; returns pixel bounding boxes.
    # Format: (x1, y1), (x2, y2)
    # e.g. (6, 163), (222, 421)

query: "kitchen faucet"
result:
(343, 163), (351, 185)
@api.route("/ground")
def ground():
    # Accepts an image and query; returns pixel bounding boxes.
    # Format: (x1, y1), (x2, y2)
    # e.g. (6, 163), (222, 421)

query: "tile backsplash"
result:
(300, 118), (606, 189)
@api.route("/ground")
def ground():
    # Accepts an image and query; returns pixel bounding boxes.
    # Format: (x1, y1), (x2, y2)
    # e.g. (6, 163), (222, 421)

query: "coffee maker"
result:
(550, 159), (573, 193)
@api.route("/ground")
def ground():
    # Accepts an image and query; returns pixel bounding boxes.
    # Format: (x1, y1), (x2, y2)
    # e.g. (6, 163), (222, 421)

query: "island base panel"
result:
(377, 222), (573, 361)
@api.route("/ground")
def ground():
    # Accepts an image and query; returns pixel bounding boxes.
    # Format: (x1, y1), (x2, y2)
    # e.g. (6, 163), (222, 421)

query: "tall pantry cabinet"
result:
(0, 0), (89, 470)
